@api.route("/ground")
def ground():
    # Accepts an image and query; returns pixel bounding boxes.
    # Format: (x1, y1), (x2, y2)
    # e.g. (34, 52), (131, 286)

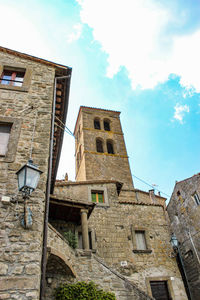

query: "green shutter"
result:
(92, 193), (96, 202)
(98, 193), (103, 203)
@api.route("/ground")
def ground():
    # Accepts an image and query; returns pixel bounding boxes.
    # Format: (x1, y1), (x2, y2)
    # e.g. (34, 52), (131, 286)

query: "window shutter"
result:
(98, 193), (104, 203)
(0, 124), (11, 156)
(135, 231), (147, 250)
(92, 193), (96, 202)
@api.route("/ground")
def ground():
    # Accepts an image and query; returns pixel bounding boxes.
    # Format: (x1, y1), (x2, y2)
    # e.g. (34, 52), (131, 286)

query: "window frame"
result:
(192, 192), (200, 206)
(88, 186), (109, 207)
(0, 117), (21, 162)
(0, 64), (32, 92)
(0, 123), (12, 156)
(131, 226), (152, 253)
(146, 277), (175, 300)
(91, 190), (104, 203)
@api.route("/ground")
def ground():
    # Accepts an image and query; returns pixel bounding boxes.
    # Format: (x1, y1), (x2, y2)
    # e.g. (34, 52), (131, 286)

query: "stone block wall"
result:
(167, 174), (200, 299)
(0, 51), (55, 299)
(46, 224), (153, 300)
(54, 181), (188, 299)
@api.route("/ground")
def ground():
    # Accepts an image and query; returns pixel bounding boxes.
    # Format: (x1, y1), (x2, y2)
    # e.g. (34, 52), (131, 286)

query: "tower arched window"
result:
(104, 119), (110, 131)
(107, 140), (114, 154)
(96, 138), (103, 153)
(94, 118), (101, 130)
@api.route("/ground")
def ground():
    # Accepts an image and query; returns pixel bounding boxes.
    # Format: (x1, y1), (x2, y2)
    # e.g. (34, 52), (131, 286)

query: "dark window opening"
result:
(0, 123), (12, 156)
(107, 140), (114, 154)
(78, 231), (92, 249)
(91, 191), (104, 203)
(1, 68), (25, 87)
(193, 192), (200, 205)
(96, 139), (103, 153)
(104, 120), (110, 131)
(94, 119), (101, 130)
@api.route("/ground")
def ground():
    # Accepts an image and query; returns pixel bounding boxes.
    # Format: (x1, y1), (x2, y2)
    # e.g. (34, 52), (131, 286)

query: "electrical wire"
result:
(131, 173), (170, 198)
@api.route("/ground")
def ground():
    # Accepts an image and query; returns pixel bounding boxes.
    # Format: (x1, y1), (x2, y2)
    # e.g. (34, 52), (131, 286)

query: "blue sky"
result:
(1, 0), (200, 200)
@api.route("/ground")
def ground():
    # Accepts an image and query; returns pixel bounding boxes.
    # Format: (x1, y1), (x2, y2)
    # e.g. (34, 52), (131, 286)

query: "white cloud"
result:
(173, 104), (189, 123)
(77, 0), (200, 93)
(67, 23), (83, 43)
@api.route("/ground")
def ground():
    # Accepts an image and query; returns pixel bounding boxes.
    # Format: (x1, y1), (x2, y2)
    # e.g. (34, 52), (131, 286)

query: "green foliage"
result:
(55, 281), (116, 300)
(63, 231), (78, 249)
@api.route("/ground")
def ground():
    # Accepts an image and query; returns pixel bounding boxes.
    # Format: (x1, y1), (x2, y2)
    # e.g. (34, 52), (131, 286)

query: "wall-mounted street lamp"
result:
(16, 159), (43, 229)
(16, 159), (42, 196)
(170, 233), (179, 253)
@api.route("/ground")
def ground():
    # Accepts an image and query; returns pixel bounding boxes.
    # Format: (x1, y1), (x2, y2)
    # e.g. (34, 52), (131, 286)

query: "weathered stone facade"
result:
(74, 107), (133, 188)
(48, 107), (188, 299)
(0, 47), (71, 300)
(167, 174), (200, 300)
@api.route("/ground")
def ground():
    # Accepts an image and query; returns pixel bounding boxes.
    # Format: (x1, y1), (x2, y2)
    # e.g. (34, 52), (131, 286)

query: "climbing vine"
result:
(55, 281), (116, 300)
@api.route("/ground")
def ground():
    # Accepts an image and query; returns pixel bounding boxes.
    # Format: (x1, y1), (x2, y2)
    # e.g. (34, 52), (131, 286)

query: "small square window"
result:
(91, 191), (104, 203)
(135, 230), (147, 250)
(193, 192), (200, 205)
(1, 68), (25, 87)
(0, 123), (12, 156)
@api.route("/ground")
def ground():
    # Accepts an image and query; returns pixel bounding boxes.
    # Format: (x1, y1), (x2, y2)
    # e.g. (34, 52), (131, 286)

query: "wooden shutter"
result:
(135, 231), (147, 250)
(98, 192), (104, 203)
(150, 281), (171, 300)
(0, 124), (11, 156)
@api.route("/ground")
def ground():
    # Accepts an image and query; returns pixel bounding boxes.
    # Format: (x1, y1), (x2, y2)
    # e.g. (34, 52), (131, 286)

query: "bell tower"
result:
(74, 106), (133, 188)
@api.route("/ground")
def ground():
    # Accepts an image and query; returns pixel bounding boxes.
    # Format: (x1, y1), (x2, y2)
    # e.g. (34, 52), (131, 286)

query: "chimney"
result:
(64, 173), (68, 181)
(149, 189), (155, 203)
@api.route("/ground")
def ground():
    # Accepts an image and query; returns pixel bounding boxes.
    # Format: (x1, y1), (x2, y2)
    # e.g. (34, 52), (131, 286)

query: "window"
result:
(94, 118), (101, 130)
(0, 123), (12, 156)
(107, 140), (114, 154)
(104, 119), (110, 131)
(135, 231), (147, 250)
(96, 138), (103, 153)
(91, 191), (104, 203)
(193, 192), (200, 205)
(0, 68), (25, 87)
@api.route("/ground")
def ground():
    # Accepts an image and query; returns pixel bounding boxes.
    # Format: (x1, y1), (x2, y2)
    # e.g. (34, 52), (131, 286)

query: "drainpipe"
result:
(40, 75), (70, 300)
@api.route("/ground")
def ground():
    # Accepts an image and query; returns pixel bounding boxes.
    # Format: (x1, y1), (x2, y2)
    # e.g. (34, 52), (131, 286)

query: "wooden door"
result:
(150, 281), (171, 300)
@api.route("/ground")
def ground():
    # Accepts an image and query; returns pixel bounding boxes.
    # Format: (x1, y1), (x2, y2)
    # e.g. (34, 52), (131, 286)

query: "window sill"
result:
(95, 203), (109, 208)
(0, 84), (28, 92)
(132, 249), (152, 254)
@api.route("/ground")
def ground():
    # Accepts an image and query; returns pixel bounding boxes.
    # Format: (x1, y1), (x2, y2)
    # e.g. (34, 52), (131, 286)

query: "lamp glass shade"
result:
(16, 160), (42, 194)
(170, 233), (178, 248)
(17, 167), (26, 191)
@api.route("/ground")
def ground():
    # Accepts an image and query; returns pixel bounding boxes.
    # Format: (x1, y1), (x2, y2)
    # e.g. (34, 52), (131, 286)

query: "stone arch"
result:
(94, 117), (101, 130)
(96, 137), (104, 153)
(47, 247), (76, 278)
(106, 139), (115, 154)
(103, 118), (111, 131)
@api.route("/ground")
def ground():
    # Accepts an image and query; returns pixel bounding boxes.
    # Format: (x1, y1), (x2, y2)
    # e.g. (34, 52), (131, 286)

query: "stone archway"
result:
(44, 250), (76, 300)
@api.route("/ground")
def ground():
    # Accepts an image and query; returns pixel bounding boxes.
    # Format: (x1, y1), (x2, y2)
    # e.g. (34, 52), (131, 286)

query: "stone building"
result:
(47, 106), (188, 300)
(0, 46), (72, 300)
(167, 173), (200, 300)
